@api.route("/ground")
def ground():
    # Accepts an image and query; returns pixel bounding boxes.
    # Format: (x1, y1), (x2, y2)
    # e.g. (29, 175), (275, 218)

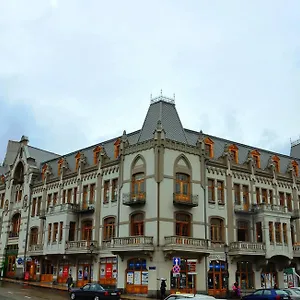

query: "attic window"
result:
(114, 139), (121, 159)
(204, 137), (214, 158)
(251, 150), (261, 168)
(229, 144), (239, 163)
(75, 152), (81, 171)
(41, 164), (47, 181)
(93, 146), (102, 165)
(292, 160), (299, 177)
(272, 155), (280, 173)
(58, 158), (64, 176)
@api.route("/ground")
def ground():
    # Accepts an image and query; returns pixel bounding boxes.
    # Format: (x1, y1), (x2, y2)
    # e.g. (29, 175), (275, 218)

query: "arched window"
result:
(175, 213), (191, 236)
(103, 217), (115, 241)
(210, 218), (224, 243)
(272, 155), (280, 173)
(229, 144), (239, 164)
(30, 228), (39, 245)
(131, 173), (145, 199)
(261, 263), (277, 288)
(175, 173), (190, 201)
(14, 162), (24, 184)
(251, 150), (261, 168)
(11, 213), (21, 237)
(81, 220), (93, 241)
(237, 221), (249, 242)
(130, 213), (144, 236)
(236, 262), (254, 289)
(204, 137), (214, 158)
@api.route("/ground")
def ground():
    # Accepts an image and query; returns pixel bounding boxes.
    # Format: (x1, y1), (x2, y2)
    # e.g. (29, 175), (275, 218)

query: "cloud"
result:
(0, 0), (299, 159)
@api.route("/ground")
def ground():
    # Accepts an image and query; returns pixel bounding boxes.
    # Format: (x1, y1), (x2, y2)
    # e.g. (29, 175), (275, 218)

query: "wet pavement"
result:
(0, 281), (69, 300)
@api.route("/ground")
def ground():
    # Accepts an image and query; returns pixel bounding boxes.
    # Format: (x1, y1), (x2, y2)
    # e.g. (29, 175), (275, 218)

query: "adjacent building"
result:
(1, 95), (300, 297)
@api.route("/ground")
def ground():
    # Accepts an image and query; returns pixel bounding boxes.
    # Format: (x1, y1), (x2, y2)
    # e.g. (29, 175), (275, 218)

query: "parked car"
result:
(283, 289), (300, 300)
(242, 289), (290, 300)
(69, 283), (121, 300)
(164, 293), (216, 300)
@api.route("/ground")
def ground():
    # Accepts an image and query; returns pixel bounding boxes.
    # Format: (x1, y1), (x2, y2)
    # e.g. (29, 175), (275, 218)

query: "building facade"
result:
(1, 95), (300, 297)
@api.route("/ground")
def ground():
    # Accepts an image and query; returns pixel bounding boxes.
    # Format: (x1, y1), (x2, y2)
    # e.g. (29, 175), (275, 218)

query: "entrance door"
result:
(6, 256), (16, 278)
(77, 264), (92, 287)
(208, 260), (228, 297)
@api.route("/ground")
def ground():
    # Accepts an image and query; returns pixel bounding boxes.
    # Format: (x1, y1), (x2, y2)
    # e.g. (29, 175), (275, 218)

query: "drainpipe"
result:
(23, 183), (33, 277)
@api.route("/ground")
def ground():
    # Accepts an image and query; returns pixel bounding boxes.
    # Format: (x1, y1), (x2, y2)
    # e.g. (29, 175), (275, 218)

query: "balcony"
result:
(76, 204), (95, 214)
(163, 236), (210, 254)
(253, 203), (288, 214)
(122, 193), (146, 206)
(106, 236), (154, 253)
(65, 240), (98, 253)
(47, 203), (79, 215)
(234, 204), (253, 214)
(173, 193), (199, 207)
(28, 244), (44, 255)
(291, 210), (300, 220)
(8, 232), (19, 238)
(229, 242), (266, 256)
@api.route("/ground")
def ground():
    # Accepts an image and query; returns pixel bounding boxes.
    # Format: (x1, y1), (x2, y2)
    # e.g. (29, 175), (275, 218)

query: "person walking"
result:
(160, 279), (166, 300)
(66, 274), (74, 292)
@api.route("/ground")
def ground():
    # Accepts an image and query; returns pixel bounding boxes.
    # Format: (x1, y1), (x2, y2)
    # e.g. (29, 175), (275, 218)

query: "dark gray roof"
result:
(27, 146), (59, 167)
(0, 165), (7, 175)
(137, 97), (188, 144)
(3, 141), (20, 166)
(291, 141), (300, 160)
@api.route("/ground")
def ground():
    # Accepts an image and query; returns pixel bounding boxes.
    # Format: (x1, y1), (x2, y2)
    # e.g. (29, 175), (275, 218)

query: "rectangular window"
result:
(104, 181), (110, 204)
(279, 192), (285, 207)
(256, 222), (263, 243)
(217, 181), (224, 204)
(73, 187), (77, 204)
(262, 189), (267, 203)
(111, 179), (118, 202)
(256, 188), (260, 204)
(275, 222), (281, 243)
(269, 222), (274, 243)
(36, 197), (42, 216)
(18, 190), (22, 202)
(205, 144), (212, 158)
(89, 184), (95, 204)
(283, 223), (288, 244)
(53, 222), (58, 242)
(53, 192), (58, 206)
(208, 179), (215, 203)
(67, 189), (72, 203)
(31, 198), (37, 217)
(48, 223), (52, 243)
(269, 190), (273, 205)
(210, 220), (224, 242)
(59, 222), (63, 242)
(234, 184), (241, 205)
(243, 185), (249, 207)
(0, 193), (4, 208)
(62, 190), (66, 204)
(69, 222), (76, 241)
(83, 186), (88, 209)
(286, 194), (292, 212)
(47, 194), (52, 210)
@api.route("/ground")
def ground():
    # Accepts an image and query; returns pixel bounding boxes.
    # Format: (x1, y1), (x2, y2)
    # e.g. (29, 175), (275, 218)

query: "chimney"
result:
(20, 135), (29, 146)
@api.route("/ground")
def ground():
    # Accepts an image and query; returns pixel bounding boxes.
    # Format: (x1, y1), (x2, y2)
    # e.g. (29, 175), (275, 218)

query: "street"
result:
(0, 281), (69, 300)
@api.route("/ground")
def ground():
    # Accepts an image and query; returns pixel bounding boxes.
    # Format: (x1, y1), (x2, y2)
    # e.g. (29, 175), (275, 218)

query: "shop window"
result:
(82, 220), (93, 241)
(126, 258), (148, 294)
(175, 173), (190, 201)
(130, 212), (144, 236)
(208, 260), (228, 293)
(30, 227), (38, 245)
(208, 179), (215, 203)
(210, 218), (224, 243)
(204, 137), (214, 158)
(237, 221), (249, 242)
(175, 213), (191, 237)
(103, 217), (116, 241)
(236, 262), (254, 289)
(170, 258), (197, 294)
(261, 263), (277, 288)
(100, 257), (118, 287)
(234, 184), (240, 205)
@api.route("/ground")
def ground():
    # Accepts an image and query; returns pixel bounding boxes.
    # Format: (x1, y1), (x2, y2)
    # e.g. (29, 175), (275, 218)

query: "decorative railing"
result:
(229, 242), (265, 252)
(8, 232), (19, 238)
(253, 203), (286, 213)
(108, 236), (153, 248)
(47, 203), (80, 214)
(164, 236), (208, 248)
(173, 193), (199, 206)
(28, 244), (43, 252)
(122, 193), (146, 205)
(66, 240), (98, 251)
(293, 245), (300, 253)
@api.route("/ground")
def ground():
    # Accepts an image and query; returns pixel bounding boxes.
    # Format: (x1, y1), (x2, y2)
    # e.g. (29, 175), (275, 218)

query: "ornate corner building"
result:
(1, 95), (300, 297)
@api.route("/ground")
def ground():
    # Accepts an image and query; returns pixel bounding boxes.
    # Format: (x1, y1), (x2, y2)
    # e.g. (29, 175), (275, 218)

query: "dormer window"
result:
(272, 155), (280, 173)
(75, 152), (81, 171)
(292, 160), (299, 177)
(229, 144), (238, 163)
(41, 164), (47, 181)
(251, 150), (261, 168)
(93, 146), (102, 165)
(114, 139), (121, 159)
(204, 137), (214, 158)
(58, 158), (64, 176)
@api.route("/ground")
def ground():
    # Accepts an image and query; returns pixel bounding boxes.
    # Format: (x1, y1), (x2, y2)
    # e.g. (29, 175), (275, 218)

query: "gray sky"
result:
(0, 0), (300, 162)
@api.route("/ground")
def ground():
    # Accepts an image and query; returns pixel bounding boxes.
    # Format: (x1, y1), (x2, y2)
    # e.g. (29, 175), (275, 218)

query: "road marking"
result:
(25, 296), (31, 299)
(7, 291), (13, 294)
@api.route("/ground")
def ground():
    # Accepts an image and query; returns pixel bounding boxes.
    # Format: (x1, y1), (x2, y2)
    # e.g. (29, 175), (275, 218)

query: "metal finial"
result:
(160, 89), (163, 96)
(173, 93), (175, 100)
(150, 93), (152, 100)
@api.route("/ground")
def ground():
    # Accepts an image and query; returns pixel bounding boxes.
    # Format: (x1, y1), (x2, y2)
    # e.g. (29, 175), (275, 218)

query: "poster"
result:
(142, 272), (148, 285)
(106, 263), (112, 278)
(134, 271), (141, 285)
(100, 264), (106, 278)
(112, 264), (117, 279)
(78, 267), (83, 280)
(127, 272), (134, 284)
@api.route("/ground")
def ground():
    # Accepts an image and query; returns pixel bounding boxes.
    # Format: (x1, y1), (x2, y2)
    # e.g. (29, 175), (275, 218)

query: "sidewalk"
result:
(0, 277), (152, 300)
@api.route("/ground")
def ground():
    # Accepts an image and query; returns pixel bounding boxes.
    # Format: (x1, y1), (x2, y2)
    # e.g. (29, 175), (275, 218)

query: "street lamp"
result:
(224, 244), (229, 299)
(88, 243), (95, 283)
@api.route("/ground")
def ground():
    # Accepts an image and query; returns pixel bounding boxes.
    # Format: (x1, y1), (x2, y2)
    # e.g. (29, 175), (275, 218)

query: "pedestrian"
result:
(232, 282), (241, 299)
(66, 274), (74, 292)
(274, 283), (278, 289)
(160, 279), (166, 300)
